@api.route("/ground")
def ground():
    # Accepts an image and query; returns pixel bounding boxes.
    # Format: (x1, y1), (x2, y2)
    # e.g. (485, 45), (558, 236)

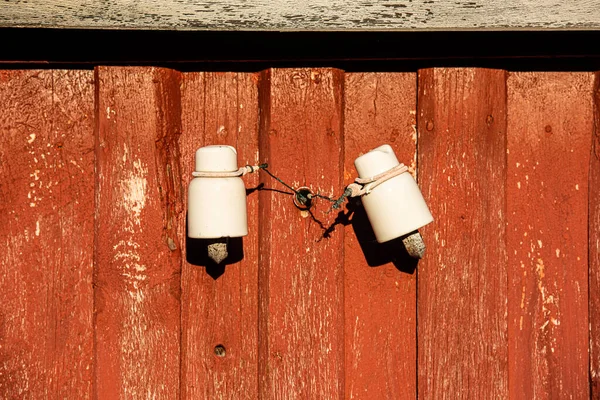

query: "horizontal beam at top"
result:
(2, 30), (600, 71)
(1, 0), (600, 31)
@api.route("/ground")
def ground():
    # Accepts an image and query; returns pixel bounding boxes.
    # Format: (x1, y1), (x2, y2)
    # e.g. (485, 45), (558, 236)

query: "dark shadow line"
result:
(247, 182), (296, 197)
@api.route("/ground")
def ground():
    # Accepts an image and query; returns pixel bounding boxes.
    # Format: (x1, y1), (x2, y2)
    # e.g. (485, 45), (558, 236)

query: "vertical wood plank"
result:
(257, 68), (345, 399)
(0, 70), (95, 398)
(507, 72), (593, 398)
(591, 71), (600, 399)
(95, 67), (182, 399)
(417, 68), (509, 399)
(180, 72), (260, 398)
(343, 73), (417, 399)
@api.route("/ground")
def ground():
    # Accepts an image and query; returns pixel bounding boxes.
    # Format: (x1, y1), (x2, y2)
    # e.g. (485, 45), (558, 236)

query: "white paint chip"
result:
(519, 316), (523, 330)
(27, 134), (36, 143)
(121, 159), (148, 223)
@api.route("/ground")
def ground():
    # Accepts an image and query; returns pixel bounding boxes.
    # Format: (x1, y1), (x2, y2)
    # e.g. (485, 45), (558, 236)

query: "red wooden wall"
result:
(0, 68), (598, 399)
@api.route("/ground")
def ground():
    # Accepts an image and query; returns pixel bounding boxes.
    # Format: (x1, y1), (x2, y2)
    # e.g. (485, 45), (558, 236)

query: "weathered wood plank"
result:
(94, 67), (182, 399)
(257, 68), (345, 398)
(0, 70), (95, 398)
(1, 0), (599, 31)
(417, 68), (509, 399)
(343, 72), (417, 399)
(506, 72), (593, 398)
(180, 72), (260, 398)
(591, 71), (600, 400)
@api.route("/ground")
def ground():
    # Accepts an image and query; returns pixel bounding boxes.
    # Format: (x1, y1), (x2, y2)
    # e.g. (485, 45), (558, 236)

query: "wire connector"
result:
(331, 164), (409, 209)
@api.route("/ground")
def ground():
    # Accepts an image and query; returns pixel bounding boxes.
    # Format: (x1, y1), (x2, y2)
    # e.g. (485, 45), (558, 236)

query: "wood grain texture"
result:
(257, 68), (345, 398)
(343, 73), (417, 399)
(1, 0), (600, 30)
(591, 71), (600, 400)
(94, 67), (182, 399)
(506, 72), (593, 399)
(417, 68), (509, 399)
(0, 70), (95, 398)
(179, 72), (260, 399)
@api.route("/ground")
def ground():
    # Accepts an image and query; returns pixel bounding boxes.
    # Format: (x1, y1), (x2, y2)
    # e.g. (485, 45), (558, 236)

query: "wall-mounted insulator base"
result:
(293, 187), (314, 210)
(401, 230), (426, 259)
(207, 239), (228, 264)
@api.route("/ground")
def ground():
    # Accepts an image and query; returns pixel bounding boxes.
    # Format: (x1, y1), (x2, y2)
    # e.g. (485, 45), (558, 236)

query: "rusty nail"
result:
(311, 72), (322, 84)
(214, 344), (226, 357)
(426, 121), (434, 131)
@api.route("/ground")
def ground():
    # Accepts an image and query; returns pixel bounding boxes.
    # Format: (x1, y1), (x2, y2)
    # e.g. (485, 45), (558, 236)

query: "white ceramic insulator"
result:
(195, 145), (239, 172)
(354, 144), (433, 243)
(188, 145), (248, 239)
